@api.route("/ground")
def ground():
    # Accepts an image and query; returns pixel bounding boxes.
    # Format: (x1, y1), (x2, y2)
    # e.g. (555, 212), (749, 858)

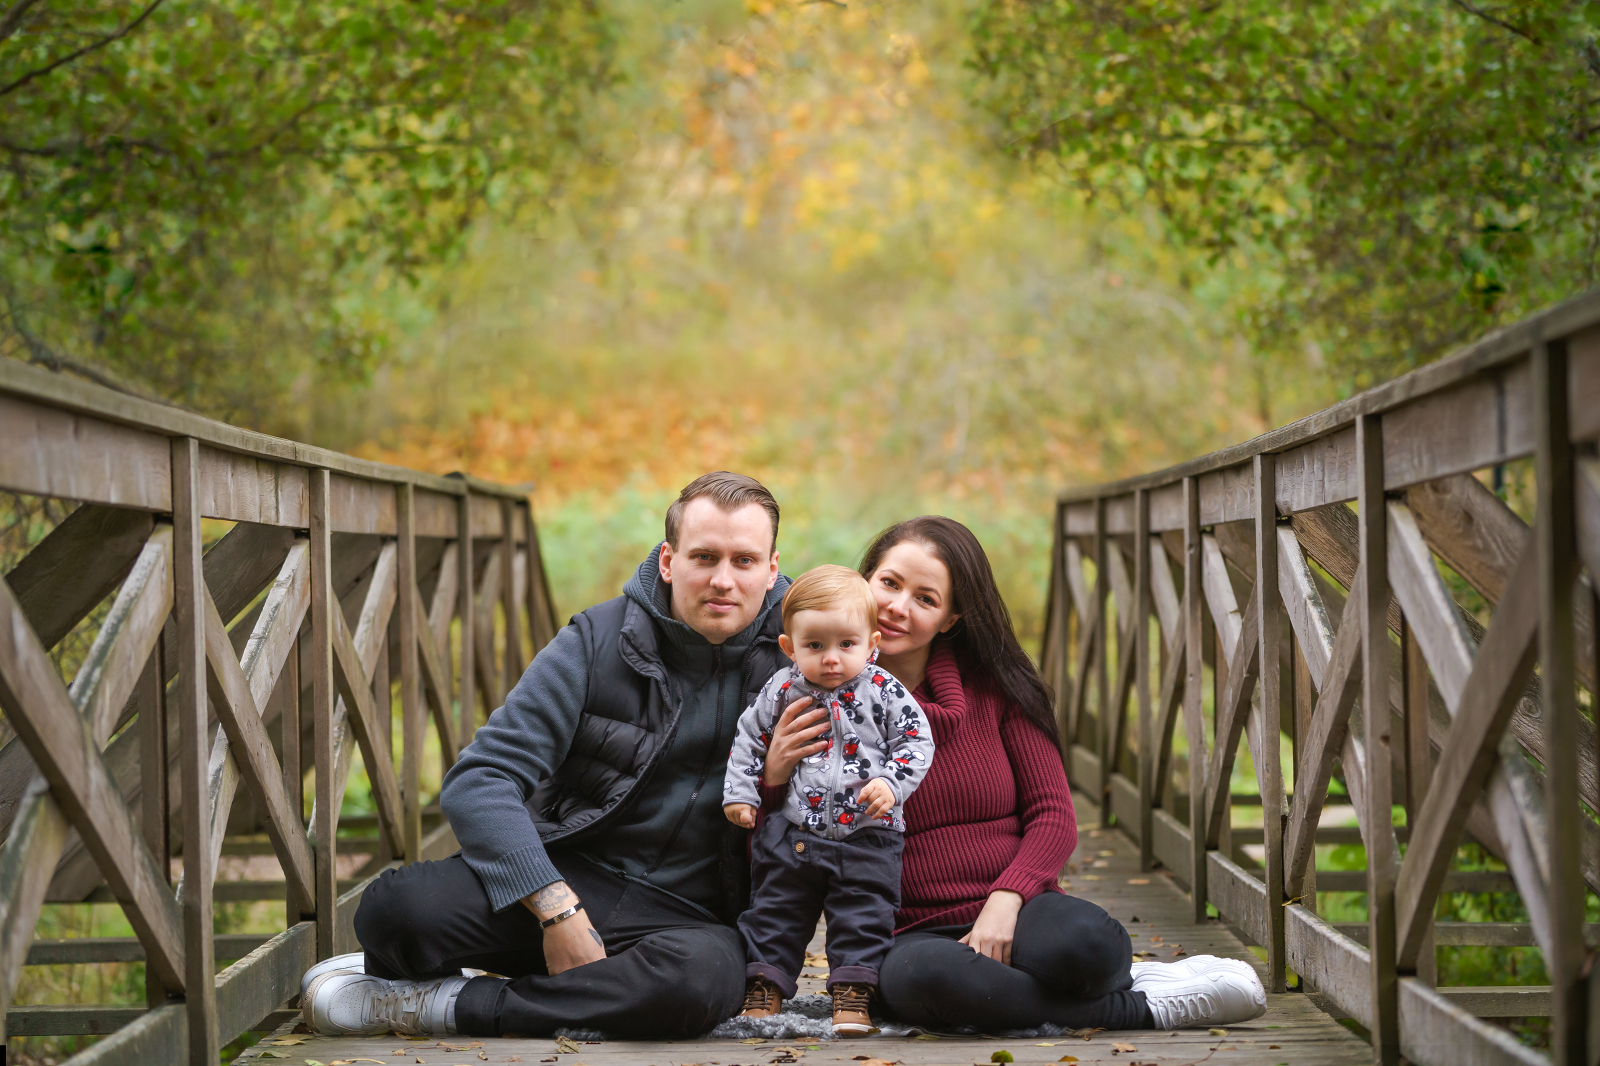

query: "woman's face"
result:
(867, 540), (960, 658)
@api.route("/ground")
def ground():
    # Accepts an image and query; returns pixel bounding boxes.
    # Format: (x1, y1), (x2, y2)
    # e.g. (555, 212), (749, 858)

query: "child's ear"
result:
(868, 631), (881, 651)
(778, 633), (796, 660)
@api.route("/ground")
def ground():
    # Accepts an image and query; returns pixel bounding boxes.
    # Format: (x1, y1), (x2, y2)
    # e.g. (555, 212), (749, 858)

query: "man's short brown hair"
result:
(664, 471), (780, 552)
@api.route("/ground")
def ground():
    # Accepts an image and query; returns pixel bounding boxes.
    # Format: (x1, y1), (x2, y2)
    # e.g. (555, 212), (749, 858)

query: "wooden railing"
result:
(1041, 289), (1600, 1066)
(0, 361), (557, 1063)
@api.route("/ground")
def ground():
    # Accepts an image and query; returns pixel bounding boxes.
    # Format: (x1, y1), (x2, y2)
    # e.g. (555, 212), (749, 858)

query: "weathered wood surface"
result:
(239, 812), (1373, 1066)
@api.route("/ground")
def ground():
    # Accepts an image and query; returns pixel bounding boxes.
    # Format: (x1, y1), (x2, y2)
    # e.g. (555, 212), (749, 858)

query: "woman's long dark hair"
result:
(859, 516), (1059, 746)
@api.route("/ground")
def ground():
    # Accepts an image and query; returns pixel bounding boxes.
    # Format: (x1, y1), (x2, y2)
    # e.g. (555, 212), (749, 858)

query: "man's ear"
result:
(938, 613), (961, 635)
(658, 541), (674, 584)
(766, 549), (780, 591)
(778, 633), (796, 661)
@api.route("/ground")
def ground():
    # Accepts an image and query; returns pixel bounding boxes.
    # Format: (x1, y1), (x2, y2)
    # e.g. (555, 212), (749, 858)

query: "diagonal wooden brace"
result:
(329, 604), (407, 861)
(0, 578), (185, 992)
(1203, 594), (1261, 848)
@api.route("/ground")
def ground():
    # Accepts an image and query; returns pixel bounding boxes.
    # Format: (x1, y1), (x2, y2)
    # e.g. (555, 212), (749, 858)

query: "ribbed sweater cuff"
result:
(465, 842), (565, 912)
(991, 868), (1052, 904)
(758, 780), (787, 811)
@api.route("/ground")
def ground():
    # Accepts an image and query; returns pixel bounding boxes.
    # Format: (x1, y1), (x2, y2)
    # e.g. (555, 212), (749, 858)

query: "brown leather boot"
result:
(830, 983), (877, 1036)
(739, 976), (783, 1019)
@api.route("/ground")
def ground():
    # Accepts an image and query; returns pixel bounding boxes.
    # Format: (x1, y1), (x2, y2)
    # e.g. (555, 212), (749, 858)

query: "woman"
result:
(761, 517), (1265, 1032)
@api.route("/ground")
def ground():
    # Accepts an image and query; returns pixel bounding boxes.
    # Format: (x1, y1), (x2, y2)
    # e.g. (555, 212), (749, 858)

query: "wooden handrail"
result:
(1045, 298), (1600, 1066)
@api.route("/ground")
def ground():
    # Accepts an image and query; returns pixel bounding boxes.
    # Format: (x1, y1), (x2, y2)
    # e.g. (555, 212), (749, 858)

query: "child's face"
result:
(779, 607), (880, 689)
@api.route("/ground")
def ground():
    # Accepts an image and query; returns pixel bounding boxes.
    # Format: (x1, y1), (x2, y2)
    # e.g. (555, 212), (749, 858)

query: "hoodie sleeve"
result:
(872, 673), (937, 805)
(438, 622), (588, 912)
(722, 677), (779, 809)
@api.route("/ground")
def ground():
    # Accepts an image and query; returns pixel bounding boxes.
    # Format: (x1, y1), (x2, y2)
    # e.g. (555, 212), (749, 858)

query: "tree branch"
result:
(0, 0), (165, 98)
(0, 0), (48, 47)
(1449, 0), (1540, 45)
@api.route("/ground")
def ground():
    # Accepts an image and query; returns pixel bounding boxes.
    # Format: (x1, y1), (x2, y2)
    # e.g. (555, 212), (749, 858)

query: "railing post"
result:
(283, 632), (306, 931)
(171, 437), (218, 1064)
(501, 497), (522, 699)
(398, 483), (423, 864)
(1094, 497), (1110, 827)
(137, 637), (169, 1009)
(1534, 339), (1585, 1065)
(1135, 489), (1154, 871)
(1183, 476), (1207, 921)
(309, 468), (338, 959)
(1357, 413), (1400, 1066)
(1254, 454), (1286, 992)
(458, 488), (476, 751)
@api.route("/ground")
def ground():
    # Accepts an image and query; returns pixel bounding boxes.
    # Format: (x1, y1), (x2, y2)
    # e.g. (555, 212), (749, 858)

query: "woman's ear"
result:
(938, 613), (961, 635)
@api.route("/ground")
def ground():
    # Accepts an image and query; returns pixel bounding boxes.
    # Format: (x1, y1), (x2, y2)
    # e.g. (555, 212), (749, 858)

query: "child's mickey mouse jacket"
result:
(722, 656), (936, 839)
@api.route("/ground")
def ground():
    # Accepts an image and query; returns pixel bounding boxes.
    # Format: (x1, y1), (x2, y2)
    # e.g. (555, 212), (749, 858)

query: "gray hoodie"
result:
(439, 546), (789, 914)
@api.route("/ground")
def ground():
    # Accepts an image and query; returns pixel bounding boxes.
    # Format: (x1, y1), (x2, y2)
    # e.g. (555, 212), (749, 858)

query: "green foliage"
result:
(966, 0), (1600, 386)
(0, 0), (615, 429)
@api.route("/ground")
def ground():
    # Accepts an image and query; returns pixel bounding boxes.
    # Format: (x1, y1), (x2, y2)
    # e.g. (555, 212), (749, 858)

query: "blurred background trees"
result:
(5, 0), (1596, 636)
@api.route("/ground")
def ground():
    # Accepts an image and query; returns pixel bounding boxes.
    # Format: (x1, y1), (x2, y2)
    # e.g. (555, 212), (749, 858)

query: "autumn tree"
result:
(967, 0), (1600, 387)
(0, 0), (614, 430)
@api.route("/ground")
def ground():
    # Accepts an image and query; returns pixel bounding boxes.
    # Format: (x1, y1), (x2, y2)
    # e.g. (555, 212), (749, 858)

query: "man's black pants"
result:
(878, 891), (1154, 1032)
(739, 816), (902, 998)
(354, 851), (744, 1038)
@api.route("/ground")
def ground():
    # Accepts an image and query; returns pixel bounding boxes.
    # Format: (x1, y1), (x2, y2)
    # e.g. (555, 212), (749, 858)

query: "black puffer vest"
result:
(524, 593), (787, 918)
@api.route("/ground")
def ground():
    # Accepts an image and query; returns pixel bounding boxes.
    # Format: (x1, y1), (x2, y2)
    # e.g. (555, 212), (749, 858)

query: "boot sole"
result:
(831, 1022), (879, 1036)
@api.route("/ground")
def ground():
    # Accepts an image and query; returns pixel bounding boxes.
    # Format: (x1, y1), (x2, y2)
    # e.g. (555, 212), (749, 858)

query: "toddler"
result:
(723, 565), (935, 1036)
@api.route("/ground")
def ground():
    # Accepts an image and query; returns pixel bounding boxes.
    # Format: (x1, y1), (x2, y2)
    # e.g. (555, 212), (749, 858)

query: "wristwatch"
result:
(539, 903), (582, 929)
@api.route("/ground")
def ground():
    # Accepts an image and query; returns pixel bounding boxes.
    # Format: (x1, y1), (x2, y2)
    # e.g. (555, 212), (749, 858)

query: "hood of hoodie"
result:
(623, 542), (789, 657)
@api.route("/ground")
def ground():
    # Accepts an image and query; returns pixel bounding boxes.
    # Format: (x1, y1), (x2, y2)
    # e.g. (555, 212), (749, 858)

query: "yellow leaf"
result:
(1207, 1028), (1227, 1036)
(556, 1037), (581, 1054)
(1111, 1043), (1137, 1053)
(1058, 1058), (1079, 1064)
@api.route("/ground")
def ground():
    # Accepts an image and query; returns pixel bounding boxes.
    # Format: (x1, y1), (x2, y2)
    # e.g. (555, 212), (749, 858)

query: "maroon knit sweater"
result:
(894, 643), (1078, 932)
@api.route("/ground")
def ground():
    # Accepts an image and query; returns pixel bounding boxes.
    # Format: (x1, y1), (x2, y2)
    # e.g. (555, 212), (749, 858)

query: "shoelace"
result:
(365, 984), (430, 1033)
(743, 980), (778, 1012)
(832, 984), (872, 1015)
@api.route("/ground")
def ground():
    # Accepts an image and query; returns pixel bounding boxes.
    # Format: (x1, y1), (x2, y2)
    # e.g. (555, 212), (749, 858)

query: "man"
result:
(301, 472), (823, 1039)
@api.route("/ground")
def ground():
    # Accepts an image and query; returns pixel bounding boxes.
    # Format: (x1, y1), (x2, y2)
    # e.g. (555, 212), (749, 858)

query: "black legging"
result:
(878, 892), (1155, 1032)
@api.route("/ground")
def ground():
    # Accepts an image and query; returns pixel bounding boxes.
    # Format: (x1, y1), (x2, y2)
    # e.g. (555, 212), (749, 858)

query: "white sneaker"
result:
(304, 971), (470, 1036)
(300, 952), (365, 997)
(1130, 955), (1266, 1029)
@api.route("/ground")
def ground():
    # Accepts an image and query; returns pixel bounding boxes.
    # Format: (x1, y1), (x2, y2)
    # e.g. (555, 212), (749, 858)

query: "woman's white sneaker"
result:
(300, 952), (365, 997)
(1130, 955), (1266, 1029)
(304, 971), (470, 1036)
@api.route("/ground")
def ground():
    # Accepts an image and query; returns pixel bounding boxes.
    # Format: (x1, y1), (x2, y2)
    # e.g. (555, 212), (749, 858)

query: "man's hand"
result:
(522, 880), (605, 976)
(725, 802), (757, 828)
(859, 778), (896, 821)
(959, 890), (1023, 966)
(763, 697), (830, 786)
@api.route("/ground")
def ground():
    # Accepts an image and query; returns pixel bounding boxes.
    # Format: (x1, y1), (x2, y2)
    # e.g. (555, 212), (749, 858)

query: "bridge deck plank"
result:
(239, 814), (1372, 1066)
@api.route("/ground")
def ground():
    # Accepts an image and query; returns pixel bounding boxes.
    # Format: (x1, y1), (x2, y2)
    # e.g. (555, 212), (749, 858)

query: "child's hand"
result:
(724, 803), (757, 828)
(860, 778), (896, 821)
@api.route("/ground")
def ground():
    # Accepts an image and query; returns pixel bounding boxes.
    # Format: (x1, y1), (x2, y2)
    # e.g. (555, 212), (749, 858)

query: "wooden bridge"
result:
(0, 285), (1596, 1066)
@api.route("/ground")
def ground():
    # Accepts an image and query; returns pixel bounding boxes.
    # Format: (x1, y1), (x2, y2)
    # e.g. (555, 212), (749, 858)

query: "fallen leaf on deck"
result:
(855, 1059), (897, 1066)
(1129, 915), (1140, 922)
(257, 1055), (289, 1061)
(1207, 1028), (1226, 1036)
(556, 1038), (581, 1054)
(1111, 1043), (1137, 1053)
(305, 1061), (327, 1066)
(1057, 1058), (1079, 1064)
(272, 1040), (308, 1046)
(912, 1035), (940, 1042)
(1033, 1043), (1055, 1047)
(1126, 878), (1150, 885)
(741, 1038), (767, 1045)
(1148, 936), (1163, 944)
(989, 1052), (1013, 1063)
(541, 1059), (557, 1063)
(1268, 1045), (1281, 1049)
(803, 953), (828, 967)
(1097, 850), (1115, 857)
(508, 1059), (522, 1063)
(480, 1055), (489, 1061)
(1067, 1028), (1103, 1041)
(1080, 875), (1101, 881)
(1171, 946), (1186, 956)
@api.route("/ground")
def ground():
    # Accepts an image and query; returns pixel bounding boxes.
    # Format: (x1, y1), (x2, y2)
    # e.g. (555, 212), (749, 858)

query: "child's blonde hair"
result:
(781, 565), (878, 633)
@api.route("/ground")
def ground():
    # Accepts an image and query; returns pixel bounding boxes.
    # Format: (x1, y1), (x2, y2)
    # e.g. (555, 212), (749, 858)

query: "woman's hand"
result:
(959, 890), (1023, 965)
(762, 697), (830, 787)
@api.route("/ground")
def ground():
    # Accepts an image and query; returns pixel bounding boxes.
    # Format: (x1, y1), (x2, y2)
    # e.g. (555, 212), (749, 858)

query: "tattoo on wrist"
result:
(589, 929), (603, 949)
(533, 881), (576, 916)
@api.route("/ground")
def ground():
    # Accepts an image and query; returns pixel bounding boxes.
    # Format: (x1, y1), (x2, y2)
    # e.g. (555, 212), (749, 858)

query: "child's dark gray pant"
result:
(738, 815), (903, 998)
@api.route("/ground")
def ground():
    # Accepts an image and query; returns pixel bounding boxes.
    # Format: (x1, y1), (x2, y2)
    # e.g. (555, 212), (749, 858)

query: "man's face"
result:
(658, 498), (779, 644)
(779, 607), (880, 690)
